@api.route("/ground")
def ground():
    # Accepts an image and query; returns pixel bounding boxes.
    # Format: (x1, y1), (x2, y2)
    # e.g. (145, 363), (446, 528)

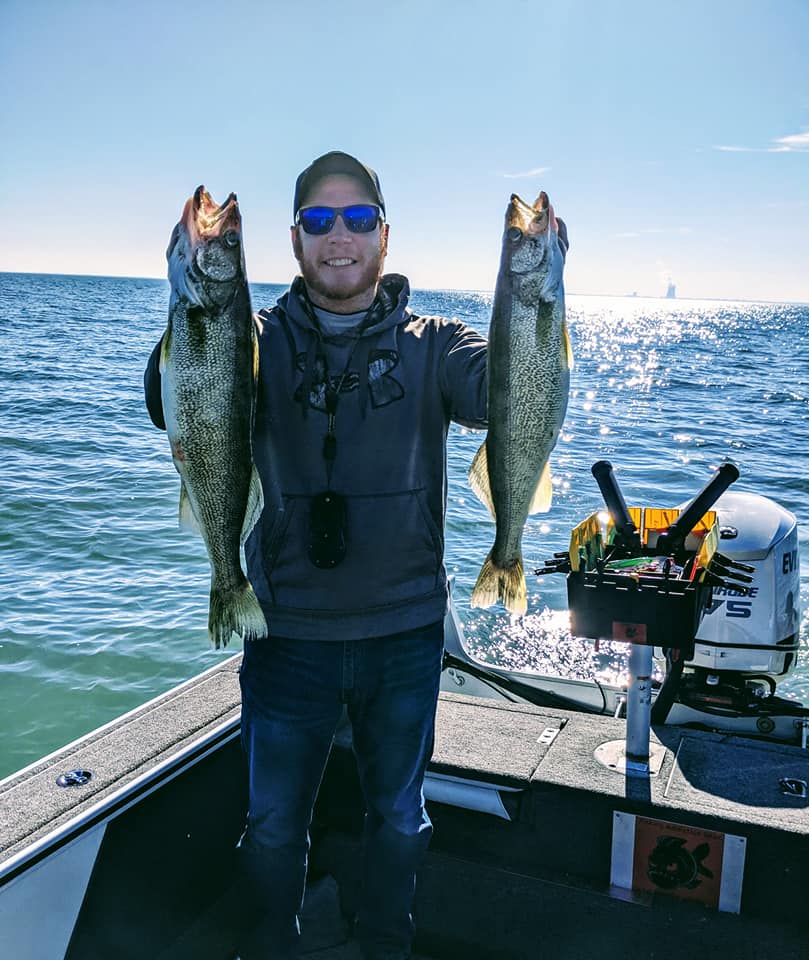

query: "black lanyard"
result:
(321, 330), (364, 489)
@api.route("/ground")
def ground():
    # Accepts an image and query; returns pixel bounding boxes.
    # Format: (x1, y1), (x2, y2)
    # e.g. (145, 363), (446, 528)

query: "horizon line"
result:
(1, 269), (807, 307)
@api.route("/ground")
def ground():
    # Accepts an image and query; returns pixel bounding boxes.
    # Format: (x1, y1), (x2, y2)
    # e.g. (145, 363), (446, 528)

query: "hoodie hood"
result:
(278, 273), (412, 341)
(265, 274), (413, 420)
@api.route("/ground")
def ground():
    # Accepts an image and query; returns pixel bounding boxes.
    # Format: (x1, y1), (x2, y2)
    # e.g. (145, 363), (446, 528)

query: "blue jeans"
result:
(236, 620), (444, 959)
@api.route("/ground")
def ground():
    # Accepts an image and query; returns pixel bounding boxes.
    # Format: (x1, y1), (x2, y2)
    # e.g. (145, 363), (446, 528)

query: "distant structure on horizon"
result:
(665, 279), (676, 299)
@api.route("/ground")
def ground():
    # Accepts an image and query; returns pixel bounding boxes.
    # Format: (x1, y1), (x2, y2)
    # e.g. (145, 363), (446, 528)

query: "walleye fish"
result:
(161, 186), (267, 648)
(469, 192), (572, 616)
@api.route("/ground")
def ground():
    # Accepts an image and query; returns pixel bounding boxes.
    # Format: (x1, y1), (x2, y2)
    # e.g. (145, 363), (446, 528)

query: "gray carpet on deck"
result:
(0, 656), (242, 864)
(430, 693), (565, 787)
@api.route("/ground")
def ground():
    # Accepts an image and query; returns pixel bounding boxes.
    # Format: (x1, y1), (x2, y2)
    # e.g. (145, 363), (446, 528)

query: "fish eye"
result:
(507, 226), (523, 243)
(223, 230), (240, 248)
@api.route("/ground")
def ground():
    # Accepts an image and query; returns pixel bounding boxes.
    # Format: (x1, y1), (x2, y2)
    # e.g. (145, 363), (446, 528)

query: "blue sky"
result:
(2, 0), (807, 301)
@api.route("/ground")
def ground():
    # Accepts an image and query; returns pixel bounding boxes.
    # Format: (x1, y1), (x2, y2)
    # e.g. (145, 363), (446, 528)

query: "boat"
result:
(2, 464), (808, 959)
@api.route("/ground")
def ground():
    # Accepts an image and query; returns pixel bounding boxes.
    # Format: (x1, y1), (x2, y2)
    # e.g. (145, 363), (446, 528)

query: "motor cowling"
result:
(688, 492), (800, 678)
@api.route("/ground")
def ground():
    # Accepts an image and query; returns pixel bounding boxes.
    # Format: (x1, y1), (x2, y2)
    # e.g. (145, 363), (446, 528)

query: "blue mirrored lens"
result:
(299, 207), (336, 235)
(341, 205), (380, 233)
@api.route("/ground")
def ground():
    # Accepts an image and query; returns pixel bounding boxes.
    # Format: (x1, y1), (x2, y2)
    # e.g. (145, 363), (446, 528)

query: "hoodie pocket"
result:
(262, 488), (444, 612)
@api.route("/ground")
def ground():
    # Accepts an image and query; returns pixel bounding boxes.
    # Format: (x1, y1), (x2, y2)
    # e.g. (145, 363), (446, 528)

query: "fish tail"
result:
(208, 580), (268, 649)
(469, 552), (527, 616)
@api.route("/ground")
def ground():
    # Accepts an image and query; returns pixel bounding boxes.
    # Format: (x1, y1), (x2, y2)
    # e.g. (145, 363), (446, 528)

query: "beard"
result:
(293, 229), (388, 311)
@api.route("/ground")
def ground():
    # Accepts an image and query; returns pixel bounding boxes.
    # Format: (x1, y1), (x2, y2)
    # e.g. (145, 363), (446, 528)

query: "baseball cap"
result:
(293, 151), (386, 218)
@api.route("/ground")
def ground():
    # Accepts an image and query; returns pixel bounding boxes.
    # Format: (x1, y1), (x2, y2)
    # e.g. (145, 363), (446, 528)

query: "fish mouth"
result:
(506, 192), (554, 239)
(166, 186), (245, 293)
(502, 191), (564, 293)
(183, 186), (242, 245)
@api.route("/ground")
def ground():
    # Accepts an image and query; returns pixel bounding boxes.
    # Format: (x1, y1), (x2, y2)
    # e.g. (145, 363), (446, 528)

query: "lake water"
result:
(1, 271), (807, 779)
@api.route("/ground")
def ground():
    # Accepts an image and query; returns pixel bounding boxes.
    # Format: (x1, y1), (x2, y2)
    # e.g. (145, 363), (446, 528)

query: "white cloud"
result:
(501, 166), (551, 179)
(713, 130), (809, 154)
(773, 131), (809, 149)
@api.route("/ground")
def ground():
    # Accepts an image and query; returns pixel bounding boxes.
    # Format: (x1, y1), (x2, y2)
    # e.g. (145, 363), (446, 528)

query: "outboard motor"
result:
(692, 491), (800, 676)
(675, 491), (802, 726)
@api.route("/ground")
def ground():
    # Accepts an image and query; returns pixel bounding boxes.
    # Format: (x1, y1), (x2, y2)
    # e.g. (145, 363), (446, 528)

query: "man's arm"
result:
(144, 337), (166, 430)
(439, 321), (488, 429)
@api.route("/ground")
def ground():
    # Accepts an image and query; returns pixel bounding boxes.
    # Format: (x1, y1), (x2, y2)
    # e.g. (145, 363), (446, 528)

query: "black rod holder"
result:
(591, 460), (642, 552)
(655, 462), (740, 557)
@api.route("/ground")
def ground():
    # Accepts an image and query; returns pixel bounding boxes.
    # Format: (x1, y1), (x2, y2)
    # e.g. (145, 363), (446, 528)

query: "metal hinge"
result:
(537, 727), (560, 746)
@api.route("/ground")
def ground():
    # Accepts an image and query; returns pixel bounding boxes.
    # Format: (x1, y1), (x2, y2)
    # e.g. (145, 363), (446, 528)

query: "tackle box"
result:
(563, 507), (719, 654)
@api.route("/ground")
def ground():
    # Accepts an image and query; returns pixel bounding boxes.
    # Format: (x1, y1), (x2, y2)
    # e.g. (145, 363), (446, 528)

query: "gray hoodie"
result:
(145, 273), (488, 641)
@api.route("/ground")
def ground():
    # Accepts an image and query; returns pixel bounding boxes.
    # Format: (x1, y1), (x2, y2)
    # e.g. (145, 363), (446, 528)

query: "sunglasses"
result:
(296, 204), (383, 236)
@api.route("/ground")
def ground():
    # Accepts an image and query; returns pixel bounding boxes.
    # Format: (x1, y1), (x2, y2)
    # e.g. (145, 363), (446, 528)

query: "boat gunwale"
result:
(0, 712), (241, 885)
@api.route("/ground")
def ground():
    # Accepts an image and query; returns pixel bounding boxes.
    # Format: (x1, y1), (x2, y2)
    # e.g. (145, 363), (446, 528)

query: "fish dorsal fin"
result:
(528, 461), (553, 514)
(468, 441), (496, 519)
(241, 464), (264, 543)
(563, 320), (574, 370)
(178, 480), (201, 534)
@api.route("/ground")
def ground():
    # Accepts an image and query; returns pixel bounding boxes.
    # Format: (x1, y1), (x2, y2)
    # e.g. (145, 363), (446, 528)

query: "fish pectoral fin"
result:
(563, 320), (574, 370)
(241, 464), (264, 543)
(528, 461), (553, 514)
(158, 325), (171, 374)
(468, 441), (496, 519)
(178, 480), (202, 534)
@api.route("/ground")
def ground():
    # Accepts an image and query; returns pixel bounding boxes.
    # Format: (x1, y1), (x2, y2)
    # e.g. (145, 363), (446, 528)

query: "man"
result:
(144, 151), (489, 959)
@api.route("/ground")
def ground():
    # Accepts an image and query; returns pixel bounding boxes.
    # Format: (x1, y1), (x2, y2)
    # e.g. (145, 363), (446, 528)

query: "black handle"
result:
(591, 460), (642, 551)
(655, 463), (740, 556)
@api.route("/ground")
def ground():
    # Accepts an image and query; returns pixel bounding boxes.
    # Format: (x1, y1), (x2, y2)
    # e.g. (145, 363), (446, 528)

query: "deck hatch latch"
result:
(56, 769), (93, 788)
(779, 778), (807, 799)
